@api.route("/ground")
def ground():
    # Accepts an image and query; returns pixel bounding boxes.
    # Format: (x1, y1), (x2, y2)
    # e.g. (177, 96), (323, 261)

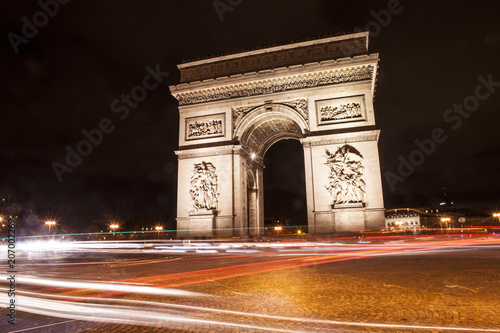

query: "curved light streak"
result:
(0, 275), (206, 298)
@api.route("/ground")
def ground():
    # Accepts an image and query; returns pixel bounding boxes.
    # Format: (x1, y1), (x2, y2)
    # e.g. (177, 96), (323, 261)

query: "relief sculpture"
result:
(320, 103), (361, 121)
(187, 119), (223, 138)
(325, 145), (365, 205)
(190, 161), (219, 211)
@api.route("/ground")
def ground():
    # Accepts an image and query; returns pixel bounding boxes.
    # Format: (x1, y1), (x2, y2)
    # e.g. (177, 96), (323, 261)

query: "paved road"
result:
(2, 237), (500, 332)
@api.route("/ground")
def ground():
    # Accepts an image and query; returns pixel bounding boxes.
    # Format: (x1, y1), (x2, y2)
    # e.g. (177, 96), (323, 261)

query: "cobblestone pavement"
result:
(2, 239), (500, 332)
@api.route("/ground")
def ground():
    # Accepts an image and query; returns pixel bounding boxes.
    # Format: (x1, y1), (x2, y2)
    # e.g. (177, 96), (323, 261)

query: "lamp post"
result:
(440, 218), (450, 234)
(109, 224), (119, 239)
(45, 221), (56, 235)
(155, 226), (163, 239)
(274, 226), (282, 237)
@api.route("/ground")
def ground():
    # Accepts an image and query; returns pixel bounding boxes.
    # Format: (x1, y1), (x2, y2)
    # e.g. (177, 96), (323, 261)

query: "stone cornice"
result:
(301, 129), (381, 147)
(170, 56), (378, 106)
(175, 146), (236, 159)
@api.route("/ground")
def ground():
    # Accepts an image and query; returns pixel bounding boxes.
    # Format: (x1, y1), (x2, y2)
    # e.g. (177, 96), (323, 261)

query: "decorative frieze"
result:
(325, 145), (365, 206)
(175, 66), (373, 106)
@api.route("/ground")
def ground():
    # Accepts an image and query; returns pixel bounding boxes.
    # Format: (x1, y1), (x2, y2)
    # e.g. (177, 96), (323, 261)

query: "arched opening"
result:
(263, 139), (307, 234)
(234, 103), (309, 236)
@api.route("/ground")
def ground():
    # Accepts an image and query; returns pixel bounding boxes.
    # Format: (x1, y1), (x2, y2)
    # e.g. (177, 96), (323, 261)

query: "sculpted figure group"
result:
(325, 145), (366, 205)
(190, 161), (219, 211)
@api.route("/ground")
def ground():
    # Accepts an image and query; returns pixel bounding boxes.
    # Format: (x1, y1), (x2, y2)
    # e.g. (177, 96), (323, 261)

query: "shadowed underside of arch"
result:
(235, 105), (308, 157)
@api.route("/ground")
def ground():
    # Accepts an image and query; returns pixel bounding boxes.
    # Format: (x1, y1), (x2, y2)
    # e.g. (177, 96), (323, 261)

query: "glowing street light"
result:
(155, 226), (163, 238)
(274, 226), (282, 237)
(45, 221), (56, 234)
(109, 223), (119, 237)
(440, 217), (451, 233)
(494, 213), (500, 225)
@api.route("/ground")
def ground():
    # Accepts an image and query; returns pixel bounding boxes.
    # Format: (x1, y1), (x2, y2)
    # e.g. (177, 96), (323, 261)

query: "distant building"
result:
(385, 206), (498, 231)
(385, 208), (421, 231)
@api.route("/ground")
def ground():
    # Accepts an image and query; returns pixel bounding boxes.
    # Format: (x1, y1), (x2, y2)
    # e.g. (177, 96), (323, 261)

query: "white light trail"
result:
(1, 291), (499, 332)
(1, 295), (312, 333)
(0, 275), (206, 297)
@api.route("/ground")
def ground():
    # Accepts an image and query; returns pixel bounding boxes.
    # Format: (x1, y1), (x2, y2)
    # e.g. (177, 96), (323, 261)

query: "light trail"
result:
(3, 290), (500, 332)
(0, 275), (206, 298)
(55, 243), (465, 299)
(5, 238), (500, 331)
(27, 239), (493, 302)
(0, 295), (314, 333)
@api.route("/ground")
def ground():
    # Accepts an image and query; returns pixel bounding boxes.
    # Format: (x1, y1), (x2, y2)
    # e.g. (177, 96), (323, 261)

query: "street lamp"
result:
(155, 226), (163, 238)
(45, 221), (56, 234)
(109, 224), (119, 238)
(440, 218), (450, 233)
(274, 226), (282, 237)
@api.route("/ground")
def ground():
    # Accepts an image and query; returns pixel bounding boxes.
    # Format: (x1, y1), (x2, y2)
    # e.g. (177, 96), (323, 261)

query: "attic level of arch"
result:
(178, 34), (368, 83)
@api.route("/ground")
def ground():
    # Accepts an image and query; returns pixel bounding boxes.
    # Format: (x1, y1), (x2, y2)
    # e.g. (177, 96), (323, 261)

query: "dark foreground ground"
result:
(1, 237), (500, 332)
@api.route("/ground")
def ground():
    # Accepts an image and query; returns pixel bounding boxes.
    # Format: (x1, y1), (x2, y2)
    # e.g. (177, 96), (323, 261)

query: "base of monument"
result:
(176, 210), (216, 238)
(311, 208), (385, 234)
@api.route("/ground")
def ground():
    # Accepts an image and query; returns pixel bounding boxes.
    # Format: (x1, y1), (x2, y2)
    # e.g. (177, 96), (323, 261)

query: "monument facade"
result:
(169, 32), (385, 237)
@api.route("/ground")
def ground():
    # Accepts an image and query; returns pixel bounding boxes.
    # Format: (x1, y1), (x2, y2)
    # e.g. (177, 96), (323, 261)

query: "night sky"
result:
(2, 1), (500, 230)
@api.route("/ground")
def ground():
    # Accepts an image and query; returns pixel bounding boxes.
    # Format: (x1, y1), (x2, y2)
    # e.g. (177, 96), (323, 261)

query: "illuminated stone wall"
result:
(170, 32), (385, 236)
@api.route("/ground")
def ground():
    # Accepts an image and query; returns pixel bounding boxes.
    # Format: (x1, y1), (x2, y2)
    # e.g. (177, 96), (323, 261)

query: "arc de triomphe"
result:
(169, 32), (385, 237)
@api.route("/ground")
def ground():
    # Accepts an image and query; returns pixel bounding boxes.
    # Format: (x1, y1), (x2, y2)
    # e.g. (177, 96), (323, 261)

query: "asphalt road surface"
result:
(1, 236), (500, 332)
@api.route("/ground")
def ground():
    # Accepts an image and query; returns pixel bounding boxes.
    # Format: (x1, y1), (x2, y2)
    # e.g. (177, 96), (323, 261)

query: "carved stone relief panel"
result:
(325, 145), (365, 206)
(185, 113), (225, 140)
(190, 161), (219, 212)
(316, 95), (366, 125)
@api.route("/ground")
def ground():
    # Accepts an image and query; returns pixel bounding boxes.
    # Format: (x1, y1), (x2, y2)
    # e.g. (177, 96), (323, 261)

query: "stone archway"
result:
(234, 103), (309, 236)
(171, 32), (386, 237)
(234, 103), (309, 159)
